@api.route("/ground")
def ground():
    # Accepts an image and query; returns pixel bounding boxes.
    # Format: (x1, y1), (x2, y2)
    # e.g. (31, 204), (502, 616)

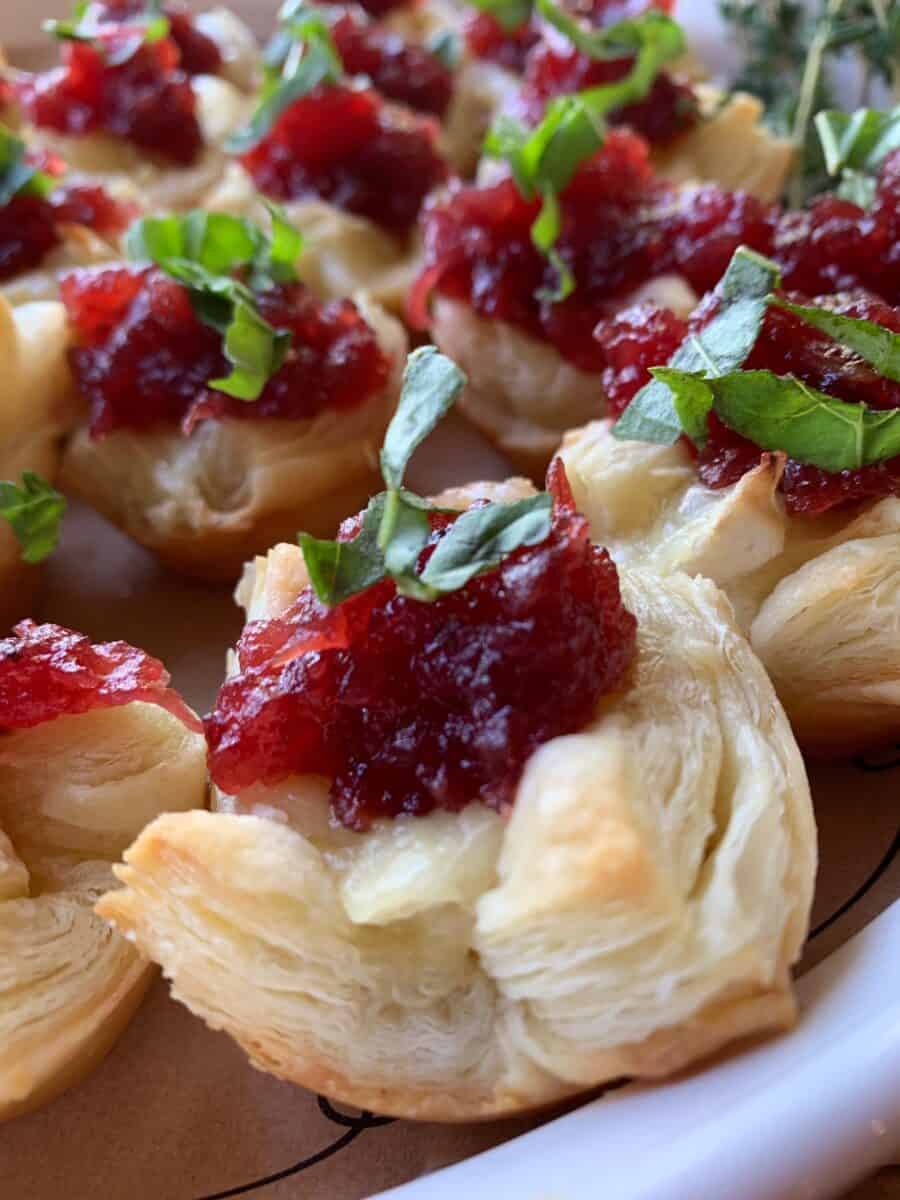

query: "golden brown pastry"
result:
(99, 474), (815, 1121)
(0, 621), (206, 1120)
(562, 424), (900, 756)
(59, 286), (407, 581)
(0, 297), (78, 628)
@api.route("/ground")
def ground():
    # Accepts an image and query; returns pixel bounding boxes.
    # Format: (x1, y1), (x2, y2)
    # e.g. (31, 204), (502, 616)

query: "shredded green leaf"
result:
(0, 472), (66, 564)
(613, 247), (782, 445)
(227, 3), (342, 152)
(125, 208), (303, 400)
(299, 347), (554, 606)
(815, 104), (900, 207)
(44, 0), (171, 62)
(464, 0), (533, 33)
(771, 295), (900, 382)
(0, 127), (57, 207)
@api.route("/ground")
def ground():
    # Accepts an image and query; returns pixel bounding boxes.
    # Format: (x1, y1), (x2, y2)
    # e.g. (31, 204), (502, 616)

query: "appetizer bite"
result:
(12, 2), (252, 212)
(413, 115), (778, 473)
(208, 8), (448, 312)
(99, 350), (816, 1120)
(59, 208), (406, 579)
(0, 621), (206, 1120)
(0, 128), (136, 305)
(0, 294), (77, 629)
(562, 188), (900, 756)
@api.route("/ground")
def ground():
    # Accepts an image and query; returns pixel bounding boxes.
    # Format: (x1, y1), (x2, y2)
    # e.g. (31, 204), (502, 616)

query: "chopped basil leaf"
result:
(126, 209), (303, 400)
(426, 30), (462, 69)
(44, 0), (171, 62)
(484, 9), (685, 300)
(815, 106), (900, 209)
(685, 369), (900, 472)
(647, 367), (713, 445)
(380, 346), (466, 490)
(299, 348), (557, 607)
(537, 0), (685, 67)
(0, 472), (66, 564)
(771, 297), (900, 383)
(420, 492), (553, 592)
(465, 0), (533, 33)
(227, 6), (342, 152)
(613, 247), (781, 445)
(299, 493), (387, 605)
(0, 127), (57, 207)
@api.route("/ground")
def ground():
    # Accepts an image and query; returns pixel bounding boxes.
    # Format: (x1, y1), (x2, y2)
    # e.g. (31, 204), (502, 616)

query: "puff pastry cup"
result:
(59, 295), (407, 580)
(0, 661), (206, 1120)
(0, 297), (78, 628)
(99, 480), (816, 1121)
(561, 422), (900, 757)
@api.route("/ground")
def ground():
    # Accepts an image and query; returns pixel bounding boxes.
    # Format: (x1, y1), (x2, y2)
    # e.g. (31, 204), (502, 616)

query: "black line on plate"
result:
(809, 825), (900, 941)
(194, 1105), (396, 1200)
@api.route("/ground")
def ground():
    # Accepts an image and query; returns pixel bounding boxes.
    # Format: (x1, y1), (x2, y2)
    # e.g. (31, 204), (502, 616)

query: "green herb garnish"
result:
(814, 104), (900, 206)
(482, 8), (685, 301)
(0, 127), (57, 207)
(770, 295), (900, 381)
(44, 0), (170, 64)
(465, 0), (533, 32)
(0, 472), (66, 564)
(612, 247), (782, 445)
(125, 207), (304, 400)
(299, 347), (554, 605)
(426, 29), (462, 69)
(227, 2), (342, 153)
(718, 0), (900, 204)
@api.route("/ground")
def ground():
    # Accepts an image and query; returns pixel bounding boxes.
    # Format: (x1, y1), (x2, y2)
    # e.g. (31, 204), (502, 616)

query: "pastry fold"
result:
(99, 495), (815, 1120)
(562, 419), (900, 755)
(0, 702), (206, 1120)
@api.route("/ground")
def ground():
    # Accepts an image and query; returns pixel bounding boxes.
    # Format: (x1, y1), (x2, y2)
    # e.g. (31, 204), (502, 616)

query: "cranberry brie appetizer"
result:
(207, 11), (448, 314)
(413, 125), (778, 474)
(0, 130), (137, 305)
(0, 621), (206, 1120)
(58, 209), (406, 579)
(561, 161), (900, 756)
(0, 296), (78, 628)
(99, 350), (815, 1119)
(13, 5), (252, 212)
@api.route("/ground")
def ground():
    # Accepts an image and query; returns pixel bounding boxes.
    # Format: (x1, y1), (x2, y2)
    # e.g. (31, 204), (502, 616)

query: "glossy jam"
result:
(599, 290), (900, 515)
(94, 0), (223, 75)
(516, 42), (697, 145)
(331, 11), (453, 119)
(412, 131), (777, 371)
(60, 266), (391, 436)
(206, 462), (637, 829)
(775, 150), (900, 305)
(16, 32), (204, 165)
(0, 620), (201, 731)
(0, 170), (133, 282)
(239, 84), (447, 235)
(463, 12), (541, 72)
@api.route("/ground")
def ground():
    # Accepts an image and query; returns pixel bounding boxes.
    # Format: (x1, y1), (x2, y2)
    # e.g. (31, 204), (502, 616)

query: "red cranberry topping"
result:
(517, 42), (697, 145)
(774, 150), (900, 305)
(599, 290), (900, 515)
(412, 131), (777, 371)
(330, 11), (453, 118)
(60, 265), (392, 436)
(16, 32), (204, 165)
(464, 12), (541, 72)
(356, 0), (410, 16)
(206, 461), (637, 829)
(239, 84), (447, 235)
(0, 178), (134, 282)
(0, 620), (202, 732)
(93, 0), (224, 75)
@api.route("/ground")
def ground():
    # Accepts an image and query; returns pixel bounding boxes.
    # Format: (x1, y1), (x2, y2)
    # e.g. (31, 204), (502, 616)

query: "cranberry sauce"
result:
(16, 31), (204, 165)
(206, 461), (637, 829)
(92, 0), (224, 75)
(412, 130), (778, 371)
(599, 290), (900, 515)
(239, 84), (447, 236)
(60, 266), (391, 436)
(0, 620), (202, 731)
(330, 11), (453, 119)
(0, 159), (134, 282)
(516, 39), (697, 145)
(463, 12), (541, 72)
